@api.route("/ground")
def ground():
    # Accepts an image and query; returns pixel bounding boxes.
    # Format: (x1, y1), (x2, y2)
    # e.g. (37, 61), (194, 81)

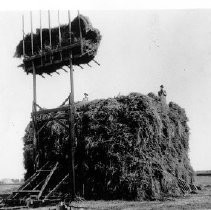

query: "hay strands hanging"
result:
(15, 10), (102, 76)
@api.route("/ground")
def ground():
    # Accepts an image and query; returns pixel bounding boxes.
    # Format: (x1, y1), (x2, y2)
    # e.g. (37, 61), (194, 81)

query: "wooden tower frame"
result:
(8, 11), (86, 206)
(28, 10), (77, 200)
(3, 10), (100, 208)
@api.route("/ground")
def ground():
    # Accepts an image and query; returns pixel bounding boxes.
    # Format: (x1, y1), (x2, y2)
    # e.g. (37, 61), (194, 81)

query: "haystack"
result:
(14, 15), (101, 75)
(23, 92), (194, 200)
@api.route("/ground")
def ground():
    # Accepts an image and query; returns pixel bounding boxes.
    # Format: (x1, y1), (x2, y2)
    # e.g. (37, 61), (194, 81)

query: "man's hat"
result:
(160, 85), (164, 88)
(84, 93), (88, 96)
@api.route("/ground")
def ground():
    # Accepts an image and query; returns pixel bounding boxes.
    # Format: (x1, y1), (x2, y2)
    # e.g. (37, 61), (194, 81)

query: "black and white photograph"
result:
(0, 1), (211, 209)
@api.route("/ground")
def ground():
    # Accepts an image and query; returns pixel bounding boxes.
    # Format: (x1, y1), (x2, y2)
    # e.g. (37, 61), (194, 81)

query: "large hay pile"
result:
(23, 92), (194, 200)
(15, 15), (101, 74)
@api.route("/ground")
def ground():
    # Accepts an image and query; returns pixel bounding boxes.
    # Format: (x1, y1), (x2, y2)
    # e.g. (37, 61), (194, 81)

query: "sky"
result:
(1, 8), (211, 179)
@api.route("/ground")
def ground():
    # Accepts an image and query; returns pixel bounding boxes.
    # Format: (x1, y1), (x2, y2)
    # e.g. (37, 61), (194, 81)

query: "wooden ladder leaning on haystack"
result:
(4, 161), (69, 207)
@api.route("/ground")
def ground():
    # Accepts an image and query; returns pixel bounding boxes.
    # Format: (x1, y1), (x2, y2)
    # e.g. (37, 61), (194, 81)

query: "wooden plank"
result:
(0, 205), (27, 209)
(23, 42), (80, 62)
(30, 11), (34, 55)
(60, 94), (70, 107)
(58, 10), (62, 47)
(38, 162), (58, 199)
(78, 10), (83, 54)
(35, 116), (68, 123)
(15, 162), (49, 192)
(33, 179), (45, 190)
(32, 62), (37, 112)
(48, 10), (52, 49)
(36, 121), (49, 135)
(68, 10), (71, 45)
(32, 106), (69, 116)
(44, 174), (69, 200)
(40, 10), (43, 52)
(37, 170), (51, 172)
(22, 15), (25, 57)
(12, 190), (40, 193)
(69, 52), (76, 199)
(53, 119), (69, 130)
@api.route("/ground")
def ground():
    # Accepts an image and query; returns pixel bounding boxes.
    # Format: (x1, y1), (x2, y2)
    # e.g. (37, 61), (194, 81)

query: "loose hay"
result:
(23, 92), (194, 200)
(14, 14), (101, 75)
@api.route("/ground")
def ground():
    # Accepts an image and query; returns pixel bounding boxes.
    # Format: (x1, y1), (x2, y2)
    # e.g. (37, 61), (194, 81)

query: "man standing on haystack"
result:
(158, 85), (167, 104)
(83, 93), (89, 102)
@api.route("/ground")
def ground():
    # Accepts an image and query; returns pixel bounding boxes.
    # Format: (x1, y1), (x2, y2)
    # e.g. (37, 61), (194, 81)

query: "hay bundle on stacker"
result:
(14, 15), (101, 75)
(23, 93), (194, 200)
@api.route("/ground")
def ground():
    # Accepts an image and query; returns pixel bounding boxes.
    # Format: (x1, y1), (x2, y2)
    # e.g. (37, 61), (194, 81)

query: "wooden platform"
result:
(32, 106), (70, 116)
(22, 42), (81, 75)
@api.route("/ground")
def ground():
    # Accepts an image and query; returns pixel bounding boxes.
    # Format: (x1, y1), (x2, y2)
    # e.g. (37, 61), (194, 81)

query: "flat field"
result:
(1, 176), (211, 210)
(71, 175), (211, 210)
(0, 184), (20, 195)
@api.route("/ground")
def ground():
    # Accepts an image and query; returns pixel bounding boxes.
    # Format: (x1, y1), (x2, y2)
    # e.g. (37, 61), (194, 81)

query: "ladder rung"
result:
(37, 170), (51, 172)
(13, 190), (40, 193)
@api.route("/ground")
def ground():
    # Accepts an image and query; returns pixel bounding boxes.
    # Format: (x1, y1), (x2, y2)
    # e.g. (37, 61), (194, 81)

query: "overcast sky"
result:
(0, 9), (211, 179)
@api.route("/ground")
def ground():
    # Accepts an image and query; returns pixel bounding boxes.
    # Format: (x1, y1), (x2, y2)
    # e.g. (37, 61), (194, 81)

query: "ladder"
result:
(4, 162), (69, 207)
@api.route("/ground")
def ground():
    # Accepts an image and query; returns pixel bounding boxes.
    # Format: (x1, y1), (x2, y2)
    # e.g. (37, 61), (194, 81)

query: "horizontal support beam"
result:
(35, 116), (68, 123)
(23, 42), (81, 62)
(32, 106), (69, 116)
(0, 205), (27, 209)
(13, 190), (40, 193)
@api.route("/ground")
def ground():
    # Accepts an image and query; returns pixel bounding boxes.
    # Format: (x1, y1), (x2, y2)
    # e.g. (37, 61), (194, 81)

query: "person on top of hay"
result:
(158, 85), (167, 103)
(83, 93), (89, 102)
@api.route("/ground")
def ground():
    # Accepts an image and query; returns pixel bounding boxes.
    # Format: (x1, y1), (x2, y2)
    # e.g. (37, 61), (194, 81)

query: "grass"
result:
(0, 184), (20, 195)
(195, 175), (211, 187)
(0, 175), (211, 209)
(69, 175), (211, 210)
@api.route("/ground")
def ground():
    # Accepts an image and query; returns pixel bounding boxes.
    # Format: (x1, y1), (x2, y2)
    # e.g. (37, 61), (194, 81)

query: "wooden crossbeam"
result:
(10, 162), (50, 199)
(35, 103), (43, 110)
(35, 116), (68, 123)
(32, 106), (69, 116)
(33, 179), (45, 190)
(53, 118), (69, 130)
(36, 121), (49, 135)
(38, 162), (58, 199)
(60, 95), (70, 107)
(44, 174), (69, 200)
(22, 15), (25, 57)
(13, 190), (40, 193)
(0, 205), (27, 209)
(23, 42), (80, 62)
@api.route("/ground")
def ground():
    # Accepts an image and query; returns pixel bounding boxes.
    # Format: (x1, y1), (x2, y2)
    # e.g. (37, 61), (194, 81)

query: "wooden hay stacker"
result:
(2, 10), (100, 208)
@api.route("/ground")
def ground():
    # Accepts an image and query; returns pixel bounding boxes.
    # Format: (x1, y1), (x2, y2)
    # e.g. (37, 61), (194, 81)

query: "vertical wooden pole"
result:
(30, 11), (37, 170)
(68, 10), (76, 200)
(32, 62), (37, 112)
(68, 10), (71, 45)
(40, 10), (43, 66)
(40, 10), (43, 52)
(48, 10), (52, 49)
(77, 10), (83, 54)
(22, 15), (25, 57)
(30, 11), (36, 111)
(32, 61), (37, 169)
(30, 11), (34, 55)
(58, 10), (62, 47)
